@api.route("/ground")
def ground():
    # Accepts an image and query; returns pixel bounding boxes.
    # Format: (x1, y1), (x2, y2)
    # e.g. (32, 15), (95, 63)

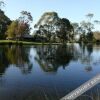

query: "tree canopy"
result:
(34, 12), (73, 43)
(6, 11), (33, 40)
(0, 1), (100, 43)
(0, 10), (11, 39)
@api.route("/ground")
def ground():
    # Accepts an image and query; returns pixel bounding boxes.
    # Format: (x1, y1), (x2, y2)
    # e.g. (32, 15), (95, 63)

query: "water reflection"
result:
(34, 44), (95, 73)
(0, 44), (99, 75)
(0, 44), (100, 100)
(0, 45), (9, 75)
(79, 44), (93, 72)
(34, 44), (79, 72)
(0, 45), (32, 75)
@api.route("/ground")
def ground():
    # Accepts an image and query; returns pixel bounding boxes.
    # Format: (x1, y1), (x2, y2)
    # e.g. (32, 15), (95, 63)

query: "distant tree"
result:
(6, 11), (33, 40)
(94, 20), (100, 25)
(80, 21), (94, 34)
(86, 13), (94, 32)
(86, 13), (94, 21)
(34, 12), (73, 43)
(19, 11), (33, 23)
(42, 24), (53, 42)
(0, 0), (5, 10)
(16, 21), (31, 39)
(6, 21), (31, 40)
(93, 31), (100, 41)
(80, 20), (94, 42)
(85, 13), (94, 41)
(15, 11), (33, 39)
(72, 23), (79, 34)
(94, 20), (99, 24)
(34, 12), (60, 42)
(72, 22), (81, 41)
(34, 12), (59, 28)
(56, 18), (73, 43)
(6, 20), (18, 39)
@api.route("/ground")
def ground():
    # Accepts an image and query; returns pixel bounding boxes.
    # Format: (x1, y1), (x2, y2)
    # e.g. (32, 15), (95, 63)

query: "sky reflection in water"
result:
(0, 44), (100, 100)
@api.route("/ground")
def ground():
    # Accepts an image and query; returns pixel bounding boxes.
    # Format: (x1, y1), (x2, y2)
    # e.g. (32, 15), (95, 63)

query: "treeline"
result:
(33, 12), (100, 43)
(0, 0), (100, 43)
(0, 1), (33, 41)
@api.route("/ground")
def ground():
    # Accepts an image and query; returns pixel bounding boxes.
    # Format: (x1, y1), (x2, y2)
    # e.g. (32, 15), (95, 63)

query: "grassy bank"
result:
(0, 40), (62, 45)
(0, 40), (100, 45)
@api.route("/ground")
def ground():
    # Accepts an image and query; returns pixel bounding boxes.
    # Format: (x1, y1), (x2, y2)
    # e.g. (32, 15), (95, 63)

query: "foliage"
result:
(55, 18), (73, 43)
(34, 12), (73, 43)
(72, 13), (100, 42)
(6, 11), (33, 40)
(35, 45), (76, 72)
(34, 12), (59, 28)
(19, 11), (33, 23)
(0, 10), (11, 39)
(6, 20), (18, 39)
(86, 13), (94, 21)
(0, 4), (100, 43)
(93, 31), (100, 41)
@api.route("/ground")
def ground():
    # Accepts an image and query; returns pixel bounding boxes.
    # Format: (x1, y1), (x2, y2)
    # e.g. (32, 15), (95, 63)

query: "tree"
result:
(34, 12), (73, 43)
(94, 20), (100, 24)
(80, 20), (94, 34)
(56, 18), (73, 43)
(0, 1), (11, 39)
(34, 12), (59, 28)
(6, 11), (33, 40)
(16, 21), (30, 39)
(41, 24), (53, 42)
(19, 11), (33, 23)
(80, 20), (94, 42)
(0, 0), (5, 10)
(94, 20), (100, 26)
(72, 23), (79, 34)
(86, 13), (94, 21)
(0, 10), (11, 39)
(16, 11), (33, 39)
(34, 12), (60, 42)
(86, 13), (94, 32)
(85, 13), (94, 41)
(6, 20), (18, 39)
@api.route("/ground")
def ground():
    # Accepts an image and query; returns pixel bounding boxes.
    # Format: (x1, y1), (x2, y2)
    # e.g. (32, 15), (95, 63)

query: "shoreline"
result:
(0, 40), (62, 45)
(0, 40), (100, 45)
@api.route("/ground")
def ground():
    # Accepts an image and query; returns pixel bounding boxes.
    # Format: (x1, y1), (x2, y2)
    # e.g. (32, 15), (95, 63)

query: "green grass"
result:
(0, 40), (62, 45)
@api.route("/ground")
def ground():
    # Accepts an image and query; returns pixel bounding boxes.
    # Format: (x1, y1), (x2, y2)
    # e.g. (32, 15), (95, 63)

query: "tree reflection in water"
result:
(34, 44), (95, 73)
(0, 44), (93, 74)
(0, 44), (100, 100)
(0, 45), (32, 75)
(0, 45), (9, 75)
(0, 44), (96, 75)
(79, 44), (93, 72)
(34, 44), (80, 72)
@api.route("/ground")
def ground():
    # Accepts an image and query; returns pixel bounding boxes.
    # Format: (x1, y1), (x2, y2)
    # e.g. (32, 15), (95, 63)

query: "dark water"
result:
(0, 44), (100, 100)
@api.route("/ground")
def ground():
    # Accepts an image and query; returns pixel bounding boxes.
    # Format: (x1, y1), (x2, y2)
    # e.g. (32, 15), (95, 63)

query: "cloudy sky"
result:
(3, 0), (100, 31)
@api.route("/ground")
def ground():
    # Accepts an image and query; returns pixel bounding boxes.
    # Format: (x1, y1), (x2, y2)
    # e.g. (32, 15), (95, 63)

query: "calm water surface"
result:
(0, 44), (100, 100)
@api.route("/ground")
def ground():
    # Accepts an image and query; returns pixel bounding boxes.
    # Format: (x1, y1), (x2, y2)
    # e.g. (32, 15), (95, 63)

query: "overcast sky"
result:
(3, 0), (100, 31)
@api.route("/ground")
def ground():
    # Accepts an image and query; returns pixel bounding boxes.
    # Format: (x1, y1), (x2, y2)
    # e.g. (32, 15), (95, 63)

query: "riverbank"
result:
(0, 40), (62, 45)
(0, 40), (100, 45)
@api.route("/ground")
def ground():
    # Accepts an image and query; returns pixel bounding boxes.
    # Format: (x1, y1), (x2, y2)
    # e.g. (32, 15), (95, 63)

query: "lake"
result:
(0, 43), (100, 100)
